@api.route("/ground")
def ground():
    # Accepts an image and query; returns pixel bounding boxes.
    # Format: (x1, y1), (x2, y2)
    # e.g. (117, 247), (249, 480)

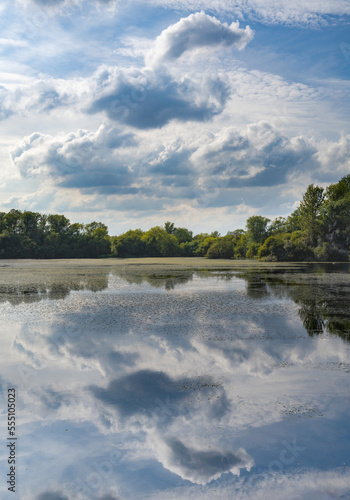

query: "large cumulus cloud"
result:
(0, 78), (77, 121)
(87, 66), (229, 129)
(145, 11), (253, 68)
(86, 13), (252, 128)
(191, 122), (318, 188)
(0, 12), (253, 130)
(10, 124), (139, 194)
(11, 121), (345, 208)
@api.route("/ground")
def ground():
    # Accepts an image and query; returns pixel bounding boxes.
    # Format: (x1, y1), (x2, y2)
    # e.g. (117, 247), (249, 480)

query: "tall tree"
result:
(20, 211), (40, 237)
(268, 217), (287, 235)
(299, 184), (324, 247)
(47, 214), (70, 235)
(246, 216), (270, 244)
(5, 209), (22, 234)
(174, 227), (193, 243)
(325, 174), (350, 202)
(164, 221), (175, 234)
(323, 175), (350, 250)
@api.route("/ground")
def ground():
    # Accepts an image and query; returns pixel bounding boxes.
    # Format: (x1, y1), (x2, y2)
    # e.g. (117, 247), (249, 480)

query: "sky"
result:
(0, 0), (349, 235)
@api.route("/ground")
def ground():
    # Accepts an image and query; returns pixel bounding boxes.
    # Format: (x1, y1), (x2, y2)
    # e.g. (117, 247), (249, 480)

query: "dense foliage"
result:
(0, 211), (110, 258)
(1, 175), (349, 261)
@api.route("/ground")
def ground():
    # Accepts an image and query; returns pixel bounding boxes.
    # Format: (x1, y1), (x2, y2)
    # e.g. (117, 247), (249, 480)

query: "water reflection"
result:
(0, 262), (350, 499)
(0, 270), (109, 304)
(1, 263), (349, 343)
(226, 264), (350, 342)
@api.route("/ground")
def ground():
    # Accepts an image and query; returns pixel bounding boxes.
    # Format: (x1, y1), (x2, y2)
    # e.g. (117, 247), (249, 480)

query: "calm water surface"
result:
(0, 260), (350, 499)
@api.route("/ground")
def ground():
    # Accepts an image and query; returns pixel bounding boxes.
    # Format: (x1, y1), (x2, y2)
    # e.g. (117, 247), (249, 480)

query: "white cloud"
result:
(113, 37), (153, 59)
(10, 124), (138, 194)
(8, 119), (347, 233)
(140, 0), (350, 26)
(9, 121), (319, 201)
(15, 0), (350, 26)
(0, 37), (28, 47)
(145, 11), (253, 68)
(317, 133), (350, 180)
(191, 122), (317, 186)
(149, 468), (350, 499)
(0, 7), (348, 231)
(86, 64), (230, 129)
(150, 433), (253, 484)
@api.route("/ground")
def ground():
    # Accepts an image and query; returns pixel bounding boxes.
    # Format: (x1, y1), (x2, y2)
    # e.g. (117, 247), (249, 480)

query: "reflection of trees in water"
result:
(112, 266), (350, 343)
(0, 272), (109, 305)
(113, 269), (238, 290)
(234, 271), (269, 299)
(299, 302), (350, 342)
(146, 273), (194, 290)
(283, 283), (350, 342)
(2, 264), (349, 342)
(235, 265), (350, 343)
(112, 270), (195, 290)
(299, 302), (325, 336)
(326, 317), (350, 342)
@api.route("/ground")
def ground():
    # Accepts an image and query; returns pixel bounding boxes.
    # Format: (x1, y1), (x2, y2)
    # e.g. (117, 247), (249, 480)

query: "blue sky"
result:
(0, 0), (349, 234)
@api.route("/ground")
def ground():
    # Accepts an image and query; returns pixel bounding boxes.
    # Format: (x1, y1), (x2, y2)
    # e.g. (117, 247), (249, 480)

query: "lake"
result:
(0, 258), (350, 499)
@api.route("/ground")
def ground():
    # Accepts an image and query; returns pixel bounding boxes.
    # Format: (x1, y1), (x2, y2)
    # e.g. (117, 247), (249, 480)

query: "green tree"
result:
(246, 216), (270, 244)
(206, 237), (233, 259)
(47, 214), (70, 235)
(20, 211), (41, 237)
(325, 174), (350, 202)
(268, 217), (287, 235)
(164, 221), (175, 234)
(5, 209), (22, 234)
(285, 208), (302, 232)
(83, 222), (110, 257)
(234, 233), (248, 258)
(0, 212), (6, 233)
(84, 221), (108, 237)
(179, 240), (199, 256)
(227, 229), (245, 237)
(142, 226), (179, 256)
(194, 236), (218, 256)
(111, 229), (146, 257)
(258, 235), (288, 261)
(299, 184), (325, 247)
(246, 242), (260, 259)
(174, 227), (193, 244)
(322, 175), (350, 253)
(259, 232), (313, 262)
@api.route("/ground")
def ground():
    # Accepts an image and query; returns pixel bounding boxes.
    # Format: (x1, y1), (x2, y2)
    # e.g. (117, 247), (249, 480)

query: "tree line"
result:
(1, 174), (349, 261)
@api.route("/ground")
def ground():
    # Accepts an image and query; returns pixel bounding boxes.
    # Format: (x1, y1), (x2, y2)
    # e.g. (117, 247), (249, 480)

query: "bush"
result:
(284, 232), (314, 261)
(313, 242), (349, 262)
(233, 234), (248, 259)
(258, 235), (288, 261)
(258, 232), (314, 261)
(246, 242), (260, 259)
(206, 238), (233, 259)
(194, 236), (218, 257)
(111, 230), (146, 257)
(179, 240), (199, 256)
